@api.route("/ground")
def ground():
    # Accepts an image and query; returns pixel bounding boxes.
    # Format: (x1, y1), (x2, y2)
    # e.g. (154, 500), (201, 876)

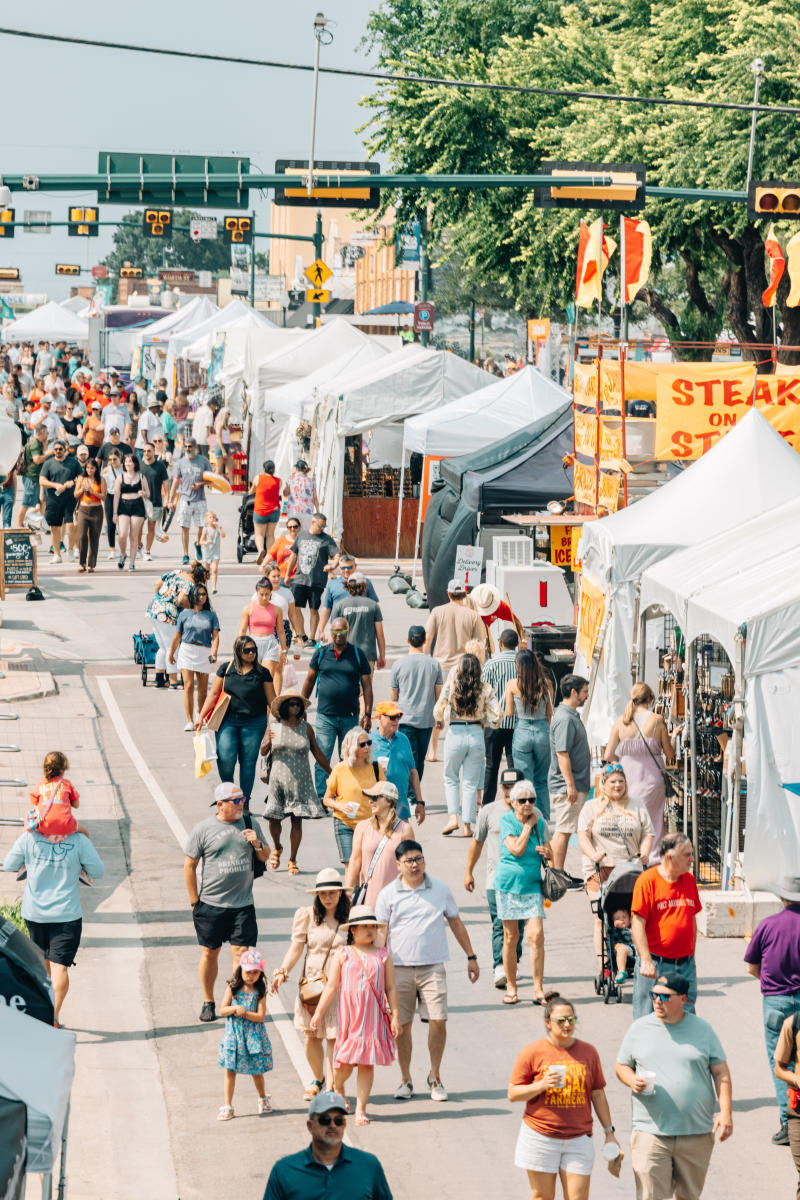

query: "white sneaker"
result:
(393, 1079), (413, 1100)
(72, 549), (79, 561)
(143, 551), (152, 561)
(494, 965), (507, 990)
(107, 549), (116, 559)
(184, 721), (194, 732)
(427, 1075), (448, 1102)
(51, 555), (62, 564)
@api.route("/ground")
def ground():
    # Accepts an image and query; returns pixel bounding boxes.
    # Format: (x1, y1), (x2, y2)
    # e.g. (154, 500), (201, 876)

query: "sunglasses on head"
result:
(604, 764), (625, 775)
(315, 1114), (346, 1127)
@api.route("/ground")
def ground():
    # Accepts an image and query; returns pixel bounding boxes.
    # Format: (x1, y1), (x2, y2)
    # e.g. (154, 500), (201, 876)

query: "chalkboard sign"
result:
(0, 528), (36, 597)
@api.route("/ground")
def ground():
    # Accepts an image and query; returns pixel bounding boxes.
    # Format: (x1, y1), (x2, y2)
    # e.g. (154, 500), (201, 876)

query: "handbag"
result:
(204, 662), (232, 732)
(258, 745), (273, 784)
(353, 949), (394, 1040)
(533, 824), (570, 903)
(299, 927), (339, 1013)
(242, 812), (266, 879)
(632, 716), (675, 798)
(352, 819), (400, 907)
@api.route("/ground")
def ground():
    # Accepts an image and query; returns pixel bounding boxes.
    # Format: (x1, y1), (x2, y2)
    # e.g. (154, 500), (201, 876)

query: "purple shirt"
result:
(744, 904), (800, 994)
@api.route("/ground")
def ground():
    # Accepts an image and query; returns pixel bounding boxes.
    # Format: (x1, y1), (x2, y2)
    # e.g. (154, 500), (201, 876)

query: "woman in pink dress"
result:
(344, 781), (413, 906)
(310, 905), (400, 1125)
(604, 682), (677, 862)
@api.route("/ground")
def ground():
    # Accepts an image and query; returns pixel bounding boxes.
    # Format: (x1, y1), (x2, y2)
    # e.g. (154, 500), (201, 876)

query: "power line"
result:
(1, 26), (800, 118)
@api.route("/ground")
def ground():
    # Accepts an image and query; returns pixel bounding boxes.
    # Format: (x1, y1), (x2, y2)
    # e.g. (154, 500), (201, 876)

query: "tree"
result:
(100, 208), (233, 279)
(362, 0), (800, 363)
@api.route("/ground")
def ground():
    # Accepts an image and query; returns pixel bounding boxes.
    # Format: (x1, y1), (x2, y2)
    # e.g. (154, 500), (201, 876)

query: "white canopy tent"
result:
(59, 296), (89, 316)
(164, 299), (277, 397)
(3, 301), (89, 344)
(639, 497), (800, 889)
(577, 410), (800, 745)
(215, 320), (304, 420)
(130, 296), (218, 381)
(0, 1005), (75, 1177)
(312, 346), (491, 540)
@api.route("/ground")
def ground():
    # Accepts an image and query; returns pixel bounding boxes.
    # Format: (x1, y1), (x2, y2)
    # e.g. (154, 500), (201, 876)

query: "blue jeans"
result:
(764, 994), (800, 1124)
(333, 820), (354, 864)
(633, 954), (697, 1020)
(1, 489), (13, 527)
(398, 723), (432, 781)
(487, 888), (524, 970)
(314, 711), (359, 796)
(511, 719), (552, 819)
(444, 723), (484, 824)
(216, 712), (269, 803)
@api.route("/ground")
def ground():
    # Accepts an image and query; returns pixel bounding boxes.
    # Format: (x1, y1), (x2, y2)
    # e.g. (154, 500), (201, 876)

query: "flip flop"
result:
(503, 994), (520, 1005)
(532, 996), (545, 1006)
(441, 826), (459, 837)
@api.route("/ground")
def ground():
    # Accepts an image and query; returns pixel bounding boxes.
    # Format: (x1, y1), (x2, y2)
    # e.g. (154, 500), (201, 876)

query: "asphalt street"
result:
(0, 492), (792, 1199)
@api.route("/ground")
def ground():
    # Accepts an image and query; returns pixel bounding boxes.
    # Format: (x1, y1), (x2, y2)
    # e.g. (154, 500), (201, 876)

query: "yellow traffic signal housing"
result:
(56, 264), (80, 275)
(0, 268), (20, 280)
(749, 181), (800, 219)
(534, 161), (646, 211)
(143, 209), (173, 239)
(0, 209), (15, 238)
(120, 266), (143, 278)
(223, 216), (252, 244)
(68, 207), (99, 236)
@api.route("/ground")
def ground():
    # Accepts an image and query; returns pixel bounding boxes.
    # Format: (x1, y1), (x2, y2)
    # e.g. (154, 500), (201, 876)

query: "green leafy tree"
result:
(362, 0), (800, 363)
(101, 208), (233, 279)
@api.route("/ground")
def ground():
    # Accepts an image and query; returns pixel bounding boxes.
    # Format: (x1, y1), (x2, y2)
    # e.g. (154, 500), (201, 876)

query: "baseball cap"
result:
(239, 948), (265, 973)
(308, 1090), (348, 1117)
(91, 400), (102, 410)
(375, 700), (403, 718)
(500, 767), (524, 788)
(362, 780), (400, 803)
(655, 972), (691, 996)
(212, 781), (244, 805)
(447, 578), (466, 593)
(408, 624), (426, 646)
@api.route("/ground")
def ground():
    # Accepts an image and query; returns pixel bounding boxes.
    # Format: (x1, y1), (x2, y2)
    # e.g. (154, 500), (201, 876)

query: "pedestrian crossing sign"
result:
(304, 259), (332, 287)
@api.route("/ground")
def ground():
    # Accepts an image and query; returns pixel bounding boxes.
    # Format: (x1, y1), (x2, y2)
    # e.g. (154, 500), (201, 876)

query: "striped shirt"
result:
(482, 650), (518, 730)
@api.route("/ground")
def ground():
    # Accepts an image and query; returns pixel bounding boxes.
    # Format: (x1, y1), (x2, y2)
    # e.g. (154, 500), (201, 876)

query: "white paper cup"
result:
(550, 1064), (567, 1089)
(377, 756), (390, 772)
(637, 1069), (656, 1095)
(345, 801), (361, 819)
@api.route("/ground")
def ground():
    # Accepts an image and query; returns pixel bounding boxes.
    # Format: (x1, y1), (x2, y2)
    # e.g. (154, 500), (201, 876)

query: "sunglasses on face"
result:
(242, 646), (257, 655)
(649, 991), (676, 1002)
(220, 796), (245, 805)
(358, 739), (372, 748)
(384, 714), (401, 721)
(552, 1015), (578, 1027)
(341, 565), (354, 573)
(315, 1115), (346, 1127)
(288, 523), (300, 530)
(331, 629), (348, 637)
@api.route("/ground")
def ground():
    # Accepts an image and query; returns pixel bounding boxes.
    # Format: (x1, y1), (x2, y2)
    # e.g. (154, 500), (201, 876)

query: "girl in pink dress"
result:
(310, 905), (400, 1125)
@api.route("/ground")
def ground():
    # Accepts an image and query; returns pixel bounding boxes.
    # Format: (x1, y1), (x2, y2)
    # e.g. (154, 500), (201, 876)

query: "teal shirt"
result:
(617, 1012), (726, 1136)
(3, 832), (105, 922)
(264, 1144), (393, 1200)
(493, 811), (545, 894)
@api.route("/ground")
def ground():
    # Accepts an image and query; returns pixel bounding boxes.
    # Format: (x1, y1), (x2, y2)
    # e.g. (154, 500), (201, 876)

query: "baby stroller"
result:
(592, 859), (642, 1004)
(132, 630), (158, 687)
(236, 493), (257, 562)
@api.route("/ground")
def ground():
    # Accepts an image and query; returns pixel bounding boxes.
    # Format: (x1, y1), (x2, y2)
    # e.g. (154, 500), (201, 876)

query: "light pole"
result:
(745, 57), (765, 193)
(308, 12), (332, 324)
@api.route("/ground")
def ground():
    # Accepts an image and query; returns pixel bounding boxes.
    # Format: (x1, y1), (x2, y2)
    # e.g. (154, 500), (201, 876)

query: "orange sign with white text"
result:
(654, 369), (800, 459)
(574, 409), (597, 457)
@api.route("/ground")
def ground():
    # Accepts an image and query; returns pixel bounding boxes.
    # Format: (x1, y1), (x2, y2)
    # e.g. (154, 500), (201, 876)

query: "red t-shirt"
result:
(27, 776), (80, 842)
(254, 473), (280, 516)
(510, 1037), (606, 1138)
(631, 866), (701, 958)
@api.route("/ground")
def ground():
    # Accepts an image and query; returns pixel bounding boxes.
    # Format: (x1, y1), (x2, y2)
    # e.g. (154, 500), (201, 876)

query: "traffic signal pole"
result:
(312, 210), (323, 324)
(249, 208), (256, 308)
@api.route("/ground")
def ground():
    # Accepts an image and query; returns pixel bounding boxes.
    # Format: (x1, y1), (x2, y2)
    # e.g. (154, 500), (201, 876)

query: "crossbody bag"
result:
(632, 715), (675, 798)
(352, 949), (394, 1039)
(204, 662), (232, 731)
(299, 925), (340, 1013)
(352, 818), (400, 907)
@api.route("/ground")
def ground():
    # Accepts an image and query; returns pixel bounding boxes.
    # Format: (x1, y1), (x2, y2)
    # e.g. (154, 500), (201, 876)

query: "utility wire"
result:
(1, 26), (799, 117)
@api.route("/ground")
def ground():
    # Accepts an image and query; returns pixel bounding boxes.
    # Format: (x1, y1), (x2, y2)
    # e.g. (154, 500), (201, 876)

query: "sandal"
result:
(216, 1105), (234, 1121)
(355, 1112), (370, 1126)
(503, 993), (520, 1005)
(287, 860), (299, 875)
(257, 1096), (272, 1115)
(269, 848), (281, 870)
(441, 824), (459, 837)
(303, 1079), (325, 1101)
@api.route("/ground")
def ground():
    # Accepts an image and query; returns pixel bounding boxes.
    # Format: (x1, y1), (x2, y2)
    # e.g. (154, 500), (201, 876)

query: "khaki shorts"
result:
(550, 790), (588, 835)
(394, 963), (448, 1025)
(630, 1130), (714, 1200)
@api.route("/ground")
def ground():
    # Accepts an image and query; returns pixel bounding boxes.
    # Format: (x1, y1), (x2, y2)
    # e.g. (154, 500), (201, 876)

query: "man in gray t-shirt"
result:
(390, 625), (444, 781)
(547, 674), (591, 874)
(168, 438), (212, 563)
(184, 782), (269, 1022)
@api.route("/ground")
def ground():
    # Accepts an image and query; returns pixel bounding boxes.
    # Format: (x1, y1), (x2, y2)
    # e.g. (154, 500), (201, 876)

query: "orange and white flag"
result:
(623, 217), (652, 303)
(576, 219), (616, 309)
(762, 225), (786, 307)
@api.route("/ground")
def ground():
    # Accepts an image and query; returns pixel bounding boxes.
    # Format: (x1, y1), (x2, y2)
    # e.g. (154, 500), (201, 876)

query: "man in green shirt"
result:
(18, 425), (51, 527)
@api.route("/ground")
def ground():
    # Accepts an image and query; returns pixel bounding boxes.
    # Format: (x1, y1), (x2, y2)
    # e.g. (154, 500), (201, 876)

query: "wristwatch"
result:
(467, 954), (477, 961)
(603, 1124), (615, 1133)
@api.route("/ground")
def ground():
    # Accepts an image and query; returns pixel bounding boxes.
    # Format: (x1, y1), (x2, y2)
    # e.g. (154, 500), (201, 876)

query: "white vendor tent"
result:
(577, 409), (800, 745)
(59, 296), (89, 316)
(3, 301), (89, 344)
(215, 320), (304, 418)
(130, 296), (218, 381)
(0, 1005), (75, 1175)
(164, 299), (277, 397)
(639, 496), (800, 889)
(313, 346), (491, 539)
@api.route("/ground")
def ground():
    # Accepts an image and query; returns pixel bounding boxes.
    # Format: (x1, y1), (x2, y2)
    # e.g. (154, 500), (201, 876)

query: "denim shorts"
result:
(333, 820), (354, 863)
(22, 476), (39, 506)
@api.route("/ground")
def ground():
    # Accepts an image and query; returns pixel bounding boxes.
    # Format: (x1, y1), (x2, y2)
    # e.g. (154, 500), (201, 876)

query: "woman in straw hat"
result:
(262, 692), (331, 875)
(310, 905), (400, 1125)
(270, 868), (351, 1100)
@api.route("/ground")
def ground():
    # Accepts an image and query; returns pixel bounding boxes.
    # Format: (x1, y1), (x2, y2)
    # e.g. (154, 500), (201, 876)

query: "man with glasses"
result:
(375, 840), (480, 1103)
(168, 437), (212, 565)
(184, 781), (269, 1023)
(264, 1090), (393, 1199)
(302, 617), (373, 797)
(370, 701), (425, 825)
(631, 832), (702, 1019)
(285, 512), (340, 645)
(317, 555), (378, 641)
(616, 972), (733, 1199)
(38, 441), (76, 563)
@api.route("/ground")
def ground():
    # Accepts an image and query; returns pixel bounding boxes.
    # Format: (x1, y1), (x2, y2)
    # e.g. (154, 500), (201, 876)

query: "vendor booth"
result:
(422, 401), (574, 609)
(637, 496), (800, 891)
(164, 299), (277, 401)
(130, 296), (218, 381)
(3, 301), (89, 345)
(575, 410), (800, 747)
(311, 346), (490, 550)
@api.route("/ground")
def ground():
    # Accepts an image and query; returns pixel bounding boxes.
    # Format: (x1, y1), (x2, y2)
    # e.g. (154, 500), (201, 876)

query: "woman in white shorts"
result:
(168, 583), (220, 730)
(508, 992), (620, 1200)
(239, 577), (287, 691)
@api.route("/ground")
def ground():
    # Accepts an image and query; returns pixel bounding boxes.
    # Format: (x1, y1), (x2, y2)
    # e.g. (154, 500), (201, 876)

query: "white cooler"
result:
(489, 562), (574, 626)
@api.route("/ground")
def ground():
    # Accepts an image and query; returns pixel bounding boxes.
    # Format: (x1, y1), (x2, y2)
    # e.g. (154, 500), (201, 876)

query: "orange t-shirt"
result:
(268, 534), (296, 579)
(510, 1037), (606, 1138)
(631, 865), (701, 959)
(83, 415), (105, 447)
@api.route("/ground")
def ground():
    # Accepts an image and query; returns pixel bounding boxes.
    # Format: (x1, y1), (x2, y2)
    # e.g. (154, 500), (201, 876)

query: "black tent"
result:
(422, 404), (574, 609)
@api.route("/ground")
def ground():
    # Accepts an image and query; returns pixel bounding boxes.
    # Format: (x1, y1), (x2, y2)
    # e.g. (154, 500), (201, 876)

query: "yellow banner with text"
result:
(654, 369), (800, 459)
(575, 409), (597, 457)
(577, 575), (606, 662)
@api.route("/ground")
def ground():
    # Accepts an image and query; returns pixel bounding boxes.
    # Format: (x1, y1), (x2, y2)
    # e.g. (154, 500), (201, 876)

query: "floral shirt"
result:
(285, 471), (315, 517)
(147, 570), (191, 625)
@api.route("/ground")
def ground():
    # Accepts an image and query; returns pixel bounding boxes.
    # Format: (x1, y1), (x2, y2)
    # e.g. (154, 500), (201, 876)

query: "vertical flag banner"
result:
(762, 225), (785, 307)
(787, 232), (800, 308)
(576, 218), (616, 308)
(623, 218), (652, 303)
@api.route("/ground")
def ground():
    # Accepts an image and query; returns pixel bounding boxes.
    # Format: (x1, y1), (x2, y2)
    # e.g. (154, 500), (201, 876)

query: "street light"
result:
(746, 57), (765, 193)
(307, 13), (333, 197)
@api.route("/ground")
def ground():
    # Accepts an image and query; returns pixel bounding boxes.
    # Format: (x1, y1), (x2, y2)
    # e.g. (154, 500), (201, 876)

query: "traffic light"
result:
(56, 264), (80, 276)
(0, 208), (14, 239)
(68, 206), (99, 236)
(534, 161), (646, 211)
(120, 266), (143, 278)
(143, 209), (172, 239)
(223, 216), (252, 244)
(0, 268), (20, 280)
(748, 181), (800, 220)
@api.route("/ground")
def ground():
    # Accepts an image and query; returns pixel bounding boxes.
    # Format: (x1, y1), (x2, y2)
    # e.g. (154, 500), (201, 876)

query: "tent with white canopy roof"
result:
(577, 409), (800, 746)
(130, 296), (218, 380)
(164, 299), (277, 398)
(3, 300), (89, 343)
(60, 295), (89, 316)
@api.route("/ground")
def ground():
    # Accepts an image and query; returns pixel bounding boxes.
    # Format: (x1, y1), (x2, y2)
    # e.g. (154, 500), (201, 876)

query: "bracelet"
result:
(416, 800), (426, 806)
(467, 954), (477, 961)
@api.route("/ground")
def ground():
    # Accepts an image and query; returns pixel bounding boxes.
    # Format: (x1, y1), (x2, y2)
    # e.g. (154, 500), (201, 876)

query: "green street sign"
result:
(97, 153), (250, 209)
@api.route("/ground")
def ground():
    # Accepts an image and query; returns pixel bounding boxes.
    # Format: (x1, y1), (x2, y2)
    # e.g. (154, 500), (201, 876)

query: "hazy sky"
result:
(0, 1), (380, 295)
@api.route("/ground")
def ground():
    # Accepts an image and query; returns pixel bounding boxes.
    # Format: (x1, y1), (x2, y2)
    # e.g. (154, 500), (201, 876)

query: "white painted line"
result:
(97, 675), (314, 1092)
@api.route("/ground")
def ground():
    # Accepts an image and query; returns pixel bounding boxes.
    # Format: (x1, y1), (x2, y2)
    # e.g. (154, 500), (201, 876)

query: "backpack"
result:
(243, 812), (266, 879)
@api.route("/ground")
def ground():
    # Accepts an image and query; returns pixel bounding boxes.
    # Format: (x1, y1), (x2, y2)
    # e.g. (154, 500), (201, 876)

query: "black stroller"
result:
(236, 494), (257, 562)
(592, 859), (643, 1004)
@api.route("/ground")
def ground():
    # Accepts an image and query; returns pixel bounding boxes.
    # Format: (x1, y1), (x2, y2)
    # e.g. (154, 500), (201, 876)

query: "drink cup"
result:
(345, 801), (361, 819)
(377, 756), (390, 772)
(602, 1143), (621, 1161)
(550, 1064), (567, 1089)
(637, 1069), (656, 1095)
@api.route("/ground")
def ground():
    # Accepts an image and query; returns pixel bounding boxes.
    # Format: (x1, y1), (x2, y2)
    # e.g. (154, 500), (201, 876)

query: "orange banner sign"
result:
(599, 361), (623, 411)
(598, 469), (621, 513)
(654, 369), (800, 459)
(576, 574), (606, 662)
(599, 418), (623, 467)
(575, 409), (597, 457)
(574, 460), (596, 506)
(573, 361), (598, 409)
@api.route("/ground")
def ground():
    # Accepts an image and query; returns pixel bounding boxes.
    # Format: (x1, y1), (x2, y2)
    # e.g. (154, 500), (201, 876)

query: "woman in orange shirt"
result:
(267, 517), (300, 580)
(248, 459), (281, 565)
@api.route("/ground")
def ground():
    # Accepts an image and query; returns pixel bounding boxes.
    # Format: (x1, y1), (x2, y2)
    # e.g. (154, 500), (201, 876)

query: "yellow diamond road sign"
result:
(304, 258), (332, 287)
(306, 288), (331, 305)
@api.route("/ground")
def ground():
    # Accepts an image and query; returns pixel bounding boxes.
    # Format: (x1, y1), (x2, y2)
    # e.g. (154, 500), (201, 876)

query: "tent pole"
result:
(729, 627), (746, 889)
(410, 483), (424, 586)
(630, 583), (642, 683)
(393, 450), (406, 567)
(688, 645), (698, 857)
(57, 1099), (71, 1200)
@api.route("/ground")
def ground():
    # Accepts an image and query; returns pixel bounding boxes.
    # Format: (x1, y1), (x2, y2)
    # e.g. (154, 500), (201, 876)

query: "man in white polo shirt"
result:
(375, 839), (480, 1104)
